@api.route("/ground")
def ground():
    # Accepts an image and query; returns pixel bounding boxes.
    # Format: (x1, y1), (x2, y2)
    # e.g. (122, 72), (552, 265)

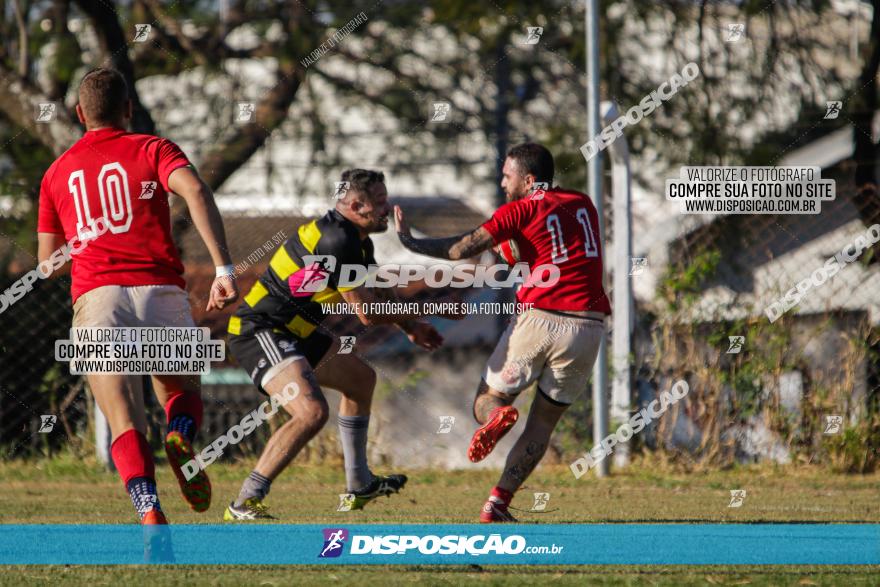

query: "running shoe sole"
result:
(468, 406), (519, 463)
(165, 431), (211, 513)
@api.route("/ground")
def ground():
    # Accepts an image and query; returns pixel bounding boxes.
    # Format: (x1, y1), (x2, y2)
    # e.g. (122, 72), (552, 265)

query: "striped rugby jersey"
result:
(229, 209), (375, 338)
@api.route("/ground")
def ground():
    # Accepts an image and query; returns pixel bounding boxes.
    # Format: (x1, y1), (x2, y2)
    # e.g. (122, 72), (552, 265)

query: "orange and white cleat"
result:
(468, 406), (519, 463)
(141, 509), (174, 563)
(141, 509), (169, 525)
(164, 431), (211, 512)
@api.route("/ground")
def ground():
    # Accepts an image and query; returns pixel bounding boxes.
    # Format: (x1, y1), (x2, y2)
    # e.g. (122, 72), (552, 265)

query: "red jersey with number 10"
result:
(37, 128), (191, 302)
(481, 188), (611, 314)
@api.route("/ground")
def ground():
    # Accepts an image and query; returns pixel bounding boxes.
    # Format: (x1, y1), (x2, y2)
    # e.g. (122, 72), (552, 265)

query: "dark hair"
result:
(506, 143), (554, 183)
(78, 68), (129, 124)
(340, 169), (385, 199)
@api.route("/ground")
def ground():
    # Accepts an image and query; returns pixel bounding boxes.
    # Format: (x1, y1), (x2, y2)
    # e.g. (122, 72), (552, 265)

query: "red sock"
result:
(163, 389), (203, 428)
(111, 429), (155, 485)
(490, 486), (514, 506)
(163, 389), (203, 442)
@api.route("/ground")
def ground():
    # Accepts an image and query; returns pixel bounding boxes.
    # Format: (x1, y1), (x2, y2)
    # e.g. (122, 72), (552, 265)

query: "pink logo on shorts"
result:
(501, 363), (522, 385)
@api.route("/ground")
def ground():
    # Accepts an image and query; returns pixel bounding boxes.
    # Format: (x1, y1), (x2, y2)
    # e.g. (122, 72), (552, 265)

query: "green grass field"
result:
(0, 455), (877, 585)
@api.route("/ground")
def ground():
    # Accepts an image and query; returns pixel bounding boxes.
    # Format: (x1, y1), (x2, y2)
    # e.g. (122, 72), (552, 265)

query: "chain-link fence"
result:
(632, 164), (880, 473)
(0, 273), (83, 457)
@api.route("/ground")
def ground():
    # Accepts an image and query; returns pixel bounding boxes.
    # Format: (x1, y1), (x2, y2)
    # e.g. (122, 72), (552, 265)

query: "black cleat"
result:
(348, 474), (408, 510)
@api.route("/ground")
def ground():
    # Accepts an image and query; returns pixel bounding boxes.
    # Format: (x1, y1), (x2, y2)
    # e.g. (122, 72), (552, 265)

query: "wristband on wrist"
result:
(215, 264), (235, 277)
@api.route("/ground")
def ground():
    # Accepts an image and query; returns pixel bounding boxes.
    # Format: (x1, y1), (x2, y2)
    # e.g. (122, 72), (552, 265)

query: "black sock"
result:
(126, 476), (162, 519)
(168, 414), (196, 442)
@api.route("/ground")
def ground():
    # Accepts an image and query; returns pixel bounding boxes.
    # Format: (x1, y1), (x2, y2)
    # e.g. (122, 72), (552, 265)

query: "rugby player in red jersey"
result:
(396, 143), (611, 522)
(37, 68), (238, 525)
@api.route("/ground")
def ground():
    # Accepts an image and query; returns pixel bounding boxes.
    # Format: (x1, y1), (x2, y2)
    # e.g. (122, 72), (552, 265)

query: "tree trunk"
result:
(74, 0), (155, 134)
(0, 64), (80, 155)
(853, 0), (880, 234)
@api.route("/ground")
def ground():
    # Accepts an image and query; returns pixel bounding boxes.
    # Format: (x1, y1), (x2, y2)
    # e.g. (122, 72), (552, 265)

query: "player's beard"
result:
(370, 215), (390, 233)
(506, 187), (528, 202)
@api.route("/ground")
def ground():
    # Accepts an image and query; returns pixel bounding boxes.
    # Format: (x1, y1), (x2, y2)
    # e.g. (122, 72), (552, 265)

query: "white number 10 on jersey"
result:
(68, 162), (133, 239)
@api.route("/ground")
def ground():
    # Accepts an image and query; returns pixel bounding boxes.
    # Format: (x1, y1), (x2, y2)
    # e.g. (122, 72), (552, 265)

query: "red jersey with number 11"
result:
(481, 188), (611, 314)
(37, 128), (191, 302)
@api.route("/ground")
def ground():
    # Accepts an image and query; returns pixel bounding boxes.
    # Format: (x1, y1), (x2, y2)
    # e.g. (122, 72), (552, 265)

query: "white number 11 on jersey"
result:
(546, 208), (599, 264)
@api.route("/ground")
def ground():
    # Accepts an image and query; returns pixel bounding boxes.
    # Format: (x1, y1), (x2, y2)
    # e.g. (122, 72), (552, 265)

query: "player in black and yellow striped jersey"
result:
(228, 206), (377, 344)
(223, 169), (460, 521)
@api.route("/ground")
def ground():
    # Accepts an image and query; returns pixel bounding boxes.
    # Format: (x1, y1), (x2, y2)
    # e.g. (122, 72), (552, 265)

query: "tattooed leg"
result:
(497, 389), (568, 493)
(473, 379), (514, 424)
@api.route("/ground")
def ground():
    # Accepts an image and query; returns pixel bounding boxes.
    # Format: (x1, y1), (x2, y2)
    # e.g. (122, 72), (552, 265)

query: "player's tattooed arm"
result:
(402, 229), (494, 260)
(394, 205), (494, 260)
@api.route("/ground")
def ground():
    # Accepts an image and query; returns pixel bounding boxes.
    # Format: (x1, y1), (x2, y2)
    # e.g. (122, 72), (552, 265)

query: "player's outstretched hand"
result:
(207, 275), (239, 311)
(394, 205), (411, 239)
(406, 321), (443, 351)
